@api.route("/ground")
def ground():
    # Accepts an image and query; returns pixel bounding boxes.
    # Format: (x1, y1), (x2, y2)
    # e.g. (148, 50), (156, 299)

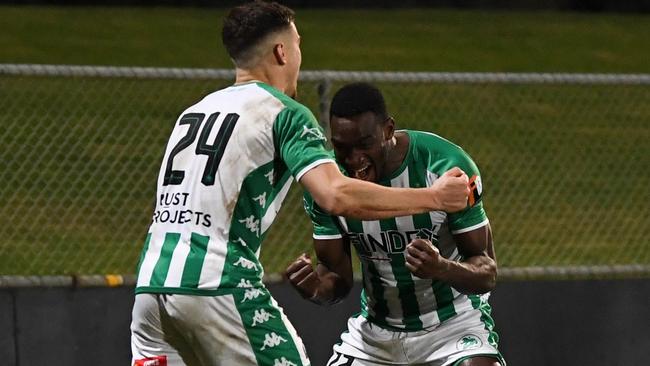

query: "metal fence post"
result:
(317, 79), (331, 130)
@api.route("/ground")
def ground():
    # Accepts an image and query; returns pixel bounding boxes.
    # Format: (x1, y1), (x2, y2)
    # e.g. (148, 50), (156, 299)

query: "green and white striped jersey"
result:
(304, 130), (488, 331)
(136, 82), (334, 296)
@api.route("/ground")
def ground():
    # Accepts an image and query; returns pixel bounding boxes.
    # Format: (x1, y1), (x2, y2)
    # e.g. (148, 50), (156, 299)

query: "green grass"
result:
(0, 6), (649, 276)
(1, 6), (650, 72)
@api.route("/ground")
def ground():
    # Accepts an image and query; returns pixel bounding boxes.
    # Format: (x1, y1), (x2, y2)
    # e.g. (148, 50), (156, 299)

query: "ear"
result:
(383, 117), (396, 141)
(273, 43), (287, 65)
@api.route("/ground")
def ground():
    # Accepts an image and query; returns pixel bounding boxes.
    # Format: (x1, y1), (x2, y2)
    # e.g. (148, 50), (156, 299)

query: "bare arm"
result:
(285, 237), (353, 305)
(300, 162), (470, 220)
(405, 223), (497, 294)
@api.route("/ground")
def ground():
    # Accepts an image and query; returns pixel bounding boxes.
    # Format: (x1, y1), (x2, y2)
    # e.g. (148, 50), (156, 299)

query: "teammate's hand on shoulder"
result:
(430, 167), (470, 213)
(285, 253), (321, 300)
(405, 239), (450, 279)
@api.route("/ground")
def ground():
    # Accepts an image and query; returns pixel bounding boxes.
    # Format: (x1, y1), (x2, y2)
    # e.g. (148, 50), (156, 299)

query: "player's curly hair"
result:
(330, 82), (389, 121)
(222, 1), (295, 67)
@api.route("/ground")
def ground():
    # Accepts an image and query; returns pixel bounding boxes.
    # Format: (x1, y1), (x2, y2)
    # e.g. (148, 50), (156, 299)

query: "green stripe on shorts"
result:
(469, 294), (500, 348)
(233, 287), (304, 366)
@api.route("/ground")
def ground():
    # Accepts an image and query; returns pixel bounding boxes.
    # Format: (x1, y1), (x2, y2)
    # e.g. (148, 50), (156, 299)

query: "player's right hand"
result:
(431, 167), (470, 212)
(285, 253), (321, 300)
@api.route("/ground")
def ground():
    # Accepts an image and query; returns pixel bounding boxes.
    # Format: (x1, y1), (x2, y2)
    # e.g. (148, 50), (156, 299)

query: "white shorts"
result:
(130, 290), (310, 366)
(326, 309), (504, 366)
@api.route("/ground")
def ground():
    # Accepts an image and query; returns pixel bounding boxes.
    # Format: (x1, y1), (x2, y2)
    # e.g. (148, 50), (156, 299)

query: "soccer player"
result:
(286, 83), (505, 366)
(130, 3), (471, 366)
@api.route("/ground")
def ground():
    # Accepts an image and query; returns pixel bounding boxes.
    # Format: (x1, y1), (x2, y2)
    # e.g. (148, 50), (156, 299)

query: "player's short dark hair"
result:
(330, 82), (388, 121)
(222, 1), (295, 66)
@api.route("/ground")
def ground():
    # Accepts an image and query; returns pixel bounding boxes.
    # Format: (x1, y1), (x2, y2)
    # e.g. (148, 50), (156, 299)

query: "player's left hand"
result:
(405, 238), (450, 279)
(285, 253), (321, 300)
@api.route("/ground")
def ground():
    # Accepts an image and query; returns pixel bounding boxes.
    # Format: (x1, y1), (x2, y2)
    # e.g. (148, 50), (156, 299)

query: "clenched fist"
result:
(285, 253), (321, 300)
(430, 167), (470, 212)
(405, 239), (450, 279)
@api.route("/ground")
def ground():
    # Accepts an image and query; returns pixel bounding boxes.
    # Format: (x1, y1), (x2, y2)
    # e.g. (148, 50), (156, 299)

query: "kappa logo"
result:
(456, 334), (483, 350)
(300, 125), (326, 141)
(239, 215), (260, 237)
(236, 237), (248, 247)
(241, 288), (264, 303)
(252, 308), (276, 326)
(260, 332), (288, 350)
(274, 357), (297, 366)
(234, 256), (257, 270)
(265, 169), (275, 185)
(253, 192), (267, 208)
(237, 278), (253, 288)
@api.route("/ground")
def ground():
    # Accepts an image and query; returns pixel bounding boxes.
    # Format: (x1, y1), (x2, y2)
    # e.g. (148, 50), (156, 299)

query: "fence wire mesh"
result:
(1, 64), (648, 279)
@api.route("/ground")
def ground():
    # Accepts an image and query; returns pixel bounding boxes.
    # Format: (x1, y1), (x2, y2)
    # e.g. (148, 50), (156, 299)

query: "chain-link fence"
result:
(1, 64), (649, 284)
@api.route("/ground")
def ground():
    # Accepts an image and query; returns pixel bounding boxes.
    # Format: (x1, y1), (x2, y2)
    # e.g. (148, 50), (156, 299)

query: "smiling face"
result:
(330, 111), (395, 182)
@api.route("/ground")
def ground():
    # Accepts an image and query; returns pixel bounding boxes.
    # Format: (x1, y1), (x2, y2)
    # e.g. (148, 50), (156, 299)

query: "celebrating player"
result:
(130, 2), (471, 366)
(286, 83), (505, 366)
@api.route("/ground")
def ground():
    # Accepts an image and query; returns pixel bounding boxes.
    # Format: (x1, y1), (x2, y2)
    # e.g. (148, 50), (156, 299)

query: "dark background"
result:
(1, 279), (649, 366)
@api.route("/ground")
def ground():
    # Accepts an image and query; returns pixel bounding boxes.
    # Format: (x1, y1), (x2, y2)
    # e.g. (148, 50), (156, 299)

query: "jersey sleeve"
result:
(431, 144), (488, 234)
(273, 105), (335, 181)
(303, 192), (343, 240)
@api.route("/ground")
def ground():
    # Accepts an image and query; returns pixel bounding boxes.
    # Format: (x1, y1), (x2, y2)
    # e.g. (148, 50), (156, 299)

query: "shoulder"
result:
(409, 130), (472, 162)
(253, 83), (315, 121)
(188, 83), (289, 118)
(406, 130), (480, 178)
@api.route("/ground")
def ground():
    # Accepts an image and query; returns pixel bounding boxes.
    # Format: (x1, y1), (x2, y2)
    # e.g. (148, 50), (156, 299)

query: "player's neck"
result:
(380, 131), (410, 180)
(235, 68), (287, 94)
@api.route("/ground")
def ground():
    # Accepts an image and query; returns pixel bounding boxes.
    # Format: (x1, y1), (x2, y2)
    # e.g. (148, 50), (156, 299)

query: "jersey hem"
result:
(363, 314), (430, 333)
(135, 286), (247, 296)
(451, 219), (489, 234)
(296, 158), (336, 181)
